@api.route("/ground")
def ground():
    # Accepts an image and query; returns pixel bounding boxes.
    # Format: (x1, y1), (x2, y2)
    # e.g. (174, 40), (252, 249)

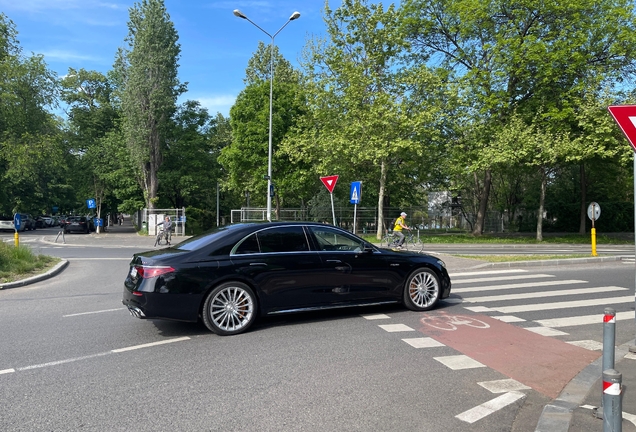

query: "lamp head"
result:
(233, 9), (247, 19)
(290, 11), (301, 21)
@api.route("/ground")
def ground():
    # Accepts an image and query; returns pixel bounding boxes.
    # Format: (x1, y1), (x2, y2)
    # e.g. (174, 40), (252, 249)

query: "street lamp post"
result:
(233, 9), (301, 222)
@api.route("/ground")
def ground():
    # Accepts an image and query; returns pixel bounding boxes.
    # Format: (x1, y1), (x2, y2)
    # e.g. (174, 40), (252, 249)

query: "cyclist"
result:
(158, 216), (173, 246)
(393, 212), (410, 248)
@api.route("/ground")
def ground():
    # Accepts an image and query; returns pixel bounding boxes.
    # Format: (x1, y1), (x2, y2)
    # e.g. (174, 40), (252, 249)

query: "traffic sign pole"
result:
(608, 106), (636, 354)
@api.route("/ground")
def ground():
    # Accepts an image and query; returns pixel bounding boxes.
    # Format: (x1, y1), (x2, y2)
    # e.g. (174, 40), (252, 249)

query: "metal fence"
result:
(229, 207), (507, 234)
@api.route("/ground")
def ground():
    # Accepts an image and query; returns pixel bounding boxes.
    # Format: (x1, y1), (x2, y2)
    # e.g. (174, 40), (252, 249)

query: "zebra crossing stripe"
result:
(451, 269), (528, 277)
(456, 391), (526, 423)
(462, 286), (627, 303)
(535, 310), (635, 328)
(453, 274), (554, 284)
(453, 279), (585, 294)
(492, 294), (633, 314)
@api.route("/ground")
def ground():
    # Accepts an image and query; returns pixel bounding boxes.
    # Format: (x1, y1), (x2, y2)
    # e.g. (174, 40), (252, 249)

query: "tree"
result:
(117, 0), (186, 210)
(289, 0), (448, 238)
(60, 68), (121, 231)
(401, 0), (636, 235)
(0, 13), (64, 216)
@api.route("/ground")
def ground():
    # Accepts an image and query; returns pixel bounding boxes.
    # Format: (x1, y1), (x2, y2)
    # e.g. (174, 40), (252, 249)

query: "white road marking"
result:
(478, 378), (530, 393)
(434, 355), (485, 370)
(402, 337), (445, 348)
(524, 327), (569, 336)
(581, 405), (636, 426)
(625, 352), (636, 360)
(451, 269), (528, 277)
(378, 324), (414, 332)
(18, 352), (111, 371)
(111, 337), (191, 353)
(3, 337), (191, 375)
(456, 391), (526, 423)
(453, 274), (554, 284)
(462, 286), (627, 303)
(567, 340), (603, 351)
(463, 306), (493, 312)
(63, 308), (126, 317)
(493, 293), (633, 314)
(361, 314), (391, 320)
(453, 280), (585, 294)
(535, 310), (635, 328)
(491, 315), (526, 323)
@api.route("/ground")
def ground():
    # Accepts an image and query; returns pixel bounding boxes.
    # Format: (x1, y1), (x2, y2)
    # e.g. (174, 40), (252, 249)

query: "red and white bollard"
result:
(603, 369), (622, 432)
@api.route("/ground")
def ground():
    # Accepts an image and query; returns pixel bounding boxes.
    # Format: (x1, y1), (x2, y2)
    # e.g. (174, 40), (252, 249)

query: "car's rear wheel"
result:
(403, 268), (440, 311)
(202, 282), (257, 336)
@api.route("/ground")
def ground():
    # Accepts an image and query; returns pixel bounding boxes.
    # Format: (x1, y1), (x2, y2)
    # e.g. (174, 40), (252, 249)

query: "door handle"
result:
(249, 263), (267, 266)
(326, 260), (342, 264)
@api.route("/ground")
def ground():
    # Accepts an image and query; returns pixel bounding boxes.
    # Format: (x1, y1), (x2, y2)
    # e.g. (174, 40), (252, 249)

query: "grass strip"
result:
(452, 254), (591, 262)
(0, 241), (60, 284)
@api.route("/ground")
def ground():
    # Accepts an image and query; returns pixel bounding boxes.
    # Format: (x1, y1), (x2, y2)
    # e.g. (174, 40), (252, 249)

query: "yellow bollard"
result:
(14, 231), (19, 247)
(591, 227), (598, 256)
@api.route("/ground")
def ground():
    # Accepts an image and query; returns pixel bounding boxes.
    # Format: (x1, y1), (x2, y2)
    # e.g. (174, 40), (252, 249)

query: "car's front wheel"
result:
(403, 268), (441, 311)
(202, 282), (257, 336)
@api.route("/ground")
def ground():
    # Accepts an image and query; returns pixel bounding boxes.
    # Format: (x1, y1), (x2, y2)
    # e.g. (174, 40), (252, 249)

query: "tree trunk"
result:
(536, 168), (547, 241)
(579, 164), (587, 234)
(376, 159), (387, 239)
(472, 170), (492, 236)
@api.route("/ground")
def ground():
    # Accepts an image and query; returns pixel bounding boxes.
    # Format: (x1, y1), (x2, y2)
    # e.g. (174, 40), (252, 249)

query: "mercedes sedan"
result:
(123, 222), (451, 336)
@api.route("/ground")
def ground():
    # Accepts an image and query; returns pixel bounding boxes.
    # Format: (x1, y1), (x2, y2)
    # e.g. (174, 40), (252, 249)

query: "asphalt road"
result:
(1, 229), (635, 431)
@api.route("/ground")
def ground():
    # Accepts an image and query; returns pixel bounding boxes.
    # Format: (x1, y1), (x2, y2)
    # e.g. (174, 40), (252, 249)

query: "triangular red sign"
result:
(320, 175), (339, 194)
(608, 105), (636, 152)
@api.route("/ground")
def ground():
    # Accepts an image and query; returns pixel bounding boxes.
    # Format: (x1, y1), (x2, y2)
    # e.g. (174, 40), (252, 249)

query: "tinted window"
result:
(309, 226), (365, 251)
(257, 226), (309, 253)
(234, 233), (260, 254)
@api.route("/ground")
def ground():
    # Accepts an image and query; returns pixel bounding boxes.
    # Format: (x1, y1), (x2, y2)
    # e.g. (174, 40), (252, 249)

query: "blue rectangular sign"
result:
(350, 181), (361, 204)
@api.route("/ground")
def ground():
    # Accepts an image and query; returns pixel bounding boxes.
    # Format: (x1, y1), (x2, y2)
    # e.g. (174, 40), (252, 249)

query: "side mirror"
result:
(363, 244), (375, 253)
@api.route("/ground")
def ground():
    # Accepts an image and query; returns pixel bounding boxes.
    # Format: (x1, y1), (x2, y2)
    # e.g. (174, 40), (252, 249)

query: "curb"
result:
(535, 340), (634, 432)
(470, 255), (628, 269)
(0, 259), (69, 290)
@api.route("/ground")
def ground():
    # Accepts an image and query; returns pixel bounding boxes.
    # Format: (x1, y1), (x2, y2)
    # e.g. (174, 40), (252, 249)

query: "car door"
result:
(229, 225), (326, 313)
(308, 225), (405, 304)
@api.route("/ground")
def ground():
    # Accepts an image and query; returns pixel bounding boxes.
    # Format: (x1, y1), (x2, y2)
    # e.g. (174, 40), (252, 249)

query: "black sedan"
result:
(123, 222), (451, 336)
(63, 216), (91, 234)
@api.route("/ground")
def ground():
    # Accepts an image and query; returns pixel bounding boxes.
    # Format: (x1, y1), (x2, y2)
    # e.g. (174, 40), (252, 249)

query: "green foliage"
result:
(118, 0), (186, 209)
(0, 241), (59, 283)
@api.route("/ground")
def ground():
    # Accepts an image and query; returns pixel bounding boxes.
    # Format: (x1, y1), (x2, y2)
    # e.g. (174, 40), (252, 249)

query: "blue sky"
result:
(0, 0), (342, 117)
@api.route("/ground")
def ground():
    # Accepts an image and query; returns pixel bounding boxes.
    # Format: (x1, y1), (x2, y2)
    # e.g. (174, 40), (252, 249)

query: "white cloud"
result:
(40, 49), (103, 63)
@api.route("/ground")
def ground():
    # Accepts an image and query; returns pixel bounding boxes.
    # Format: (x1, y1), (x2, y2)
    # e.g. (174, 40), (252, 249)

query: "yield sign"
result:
(320, 175), (339, 194)
(608, 105), (636, 152)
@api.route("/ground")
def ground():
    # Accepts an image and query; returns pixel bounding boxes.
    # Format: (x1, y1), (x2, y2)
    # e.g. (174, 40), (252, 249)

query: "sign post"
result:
(607, 105), (636, 353)
(320, 175), (339, 225)
(350, 181), (361, 234)
(587, 202), (601, 257)
(13, 213), (21, 247)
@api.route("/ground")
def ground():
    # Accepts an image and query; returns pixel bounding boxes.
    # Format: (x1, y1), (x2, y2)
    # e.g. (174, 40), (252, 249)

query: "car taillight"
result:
(135, 265), (175, 279)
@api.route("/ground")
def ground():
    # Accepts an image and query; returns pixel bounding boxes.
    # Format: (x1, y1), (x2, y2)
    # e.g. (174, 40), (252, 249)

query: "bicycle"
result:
(154, 228), (165, 247)
(380, 229), (424, 252)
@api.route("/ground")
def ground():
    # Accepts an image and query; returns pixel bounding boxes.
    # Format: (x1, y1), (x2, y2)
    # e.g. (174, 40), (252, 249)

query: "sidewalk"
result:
(11, 227), (636, 431)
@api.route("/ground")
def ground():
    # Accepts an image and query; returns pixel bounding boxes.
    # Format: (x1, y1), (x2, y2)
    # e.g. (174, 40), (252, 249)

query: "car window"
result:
(234, 233), (260, 254)
(256, 226), (309, 253)
(308, 226), (365, 252)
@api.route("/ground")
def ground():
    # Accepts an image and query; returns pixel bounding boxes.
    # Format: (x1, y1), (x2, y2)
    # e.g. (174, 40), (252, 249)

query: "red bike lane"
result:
(417, 311), (600, 399)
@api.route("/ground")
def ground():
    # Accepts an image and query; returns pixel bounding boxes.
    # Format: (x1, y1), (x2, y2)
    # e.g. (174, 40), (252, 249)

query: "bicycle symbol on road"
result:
(420, 313), (490, 331)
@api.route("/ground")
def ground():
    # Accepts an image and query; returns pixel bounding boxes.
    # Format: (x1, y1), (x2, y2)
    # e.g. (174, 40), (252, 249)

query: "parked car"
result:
(0, 215), (17, 231)
(20, 214), (36, 231)
(63, 216), (91, 234)
(123, 222), (452, 336)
